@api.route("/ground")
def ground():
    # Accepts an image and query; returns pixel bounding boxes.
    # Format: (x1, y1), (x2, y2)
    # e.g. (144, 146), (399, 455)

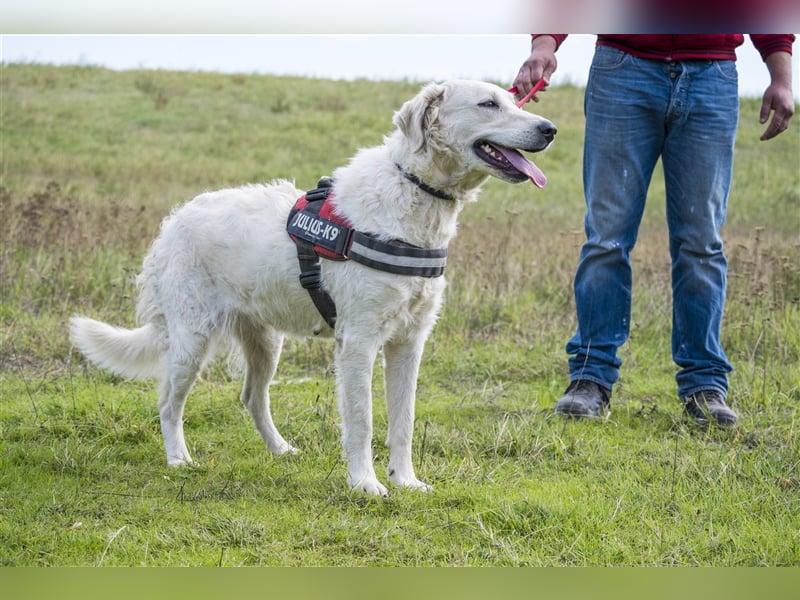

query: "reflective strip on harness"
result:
(349, 233), (447, 277)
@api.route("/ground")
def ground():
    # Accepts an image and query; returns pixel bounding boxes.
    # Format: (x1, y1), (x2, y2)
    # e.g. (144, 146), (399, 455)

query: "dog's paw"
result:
(350, 476), (389, 497)
(166, 455), (193, 467)
(405, 480), (433, 492)
(388, 467), (432, 492)
(272, 442), (300, 457)
(391, 475), (433, 492)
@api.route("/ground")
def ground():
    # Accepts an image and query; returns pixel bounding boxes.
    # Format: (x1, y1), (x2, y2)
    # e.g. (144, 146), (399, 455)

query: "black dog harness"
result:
(287, 176), (448, 329)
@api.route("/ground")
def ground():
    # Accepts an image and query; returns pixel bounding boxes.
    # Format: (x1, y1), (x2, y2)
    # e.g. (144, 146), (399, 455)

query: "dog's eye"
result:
(478, 100), (499, 109)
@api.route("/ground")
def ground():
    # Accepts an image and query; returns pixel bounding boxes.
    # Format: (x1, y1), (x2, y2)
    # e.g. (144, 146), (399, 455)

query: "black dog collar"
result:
(395, 163), (455, 202)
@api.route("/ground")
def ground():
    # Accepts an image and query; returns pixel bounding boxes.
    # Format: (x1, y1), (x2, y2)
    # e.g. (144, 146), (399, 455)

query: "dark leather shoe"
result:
(682, 390), (738, 427)
(555, 379), (611, 418)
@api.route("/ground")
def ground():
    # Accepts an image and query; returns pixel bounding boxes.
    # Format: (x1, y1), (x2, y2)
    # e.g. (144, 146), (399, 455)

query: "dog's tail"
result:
(69, 316), (162, 379)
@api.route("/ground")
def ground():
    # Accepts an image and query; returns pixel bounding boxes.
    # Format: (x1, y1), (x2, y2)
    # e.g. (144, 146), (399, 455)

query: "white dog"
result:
(70, 80), (555, 496)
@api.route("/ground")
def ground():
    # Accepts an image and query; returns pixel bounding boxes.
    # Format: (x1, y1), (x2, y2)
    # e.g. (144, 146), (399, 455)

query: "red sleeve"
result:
(750, 34), (795, 60)
(532, 34), (568, 51)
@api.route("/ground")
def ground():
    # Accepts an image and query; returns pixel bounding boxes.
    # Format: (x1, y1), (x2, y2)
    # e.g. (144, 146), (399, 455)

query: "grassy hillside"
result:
(1, 64), (798, 566)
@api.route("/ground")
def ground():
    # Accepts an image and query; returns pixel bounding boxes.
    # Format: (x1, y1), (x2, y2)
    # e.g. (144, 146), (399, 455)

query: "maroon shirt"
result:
(534, 34), (795, 62)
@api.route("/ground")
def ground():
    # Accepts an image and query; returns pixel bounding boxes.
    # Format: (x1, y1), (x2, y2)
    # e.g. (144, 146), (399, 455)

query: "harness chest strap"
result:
(286, 180), (448, 328)
(293, 236), (339, 330)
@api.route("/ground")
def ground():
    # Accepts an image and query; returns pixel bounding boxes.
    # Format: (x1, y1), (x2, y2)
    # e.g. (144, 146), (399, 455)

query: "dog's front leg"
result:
(384, 337), (432, 492)
(334, 333), (387, 496)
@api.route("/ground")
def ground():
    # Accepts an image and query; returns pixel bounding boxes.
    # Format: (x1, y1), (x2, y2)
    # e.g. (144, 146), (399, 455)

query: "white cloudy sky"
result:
(1, 1), (798, 99)
(3, 34), (798, 100)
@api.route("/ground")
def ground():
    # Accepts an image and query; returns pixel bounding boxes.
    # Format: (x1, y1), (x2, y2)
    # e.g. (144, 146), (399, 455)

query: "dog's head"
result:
(393, 79), (556, 188)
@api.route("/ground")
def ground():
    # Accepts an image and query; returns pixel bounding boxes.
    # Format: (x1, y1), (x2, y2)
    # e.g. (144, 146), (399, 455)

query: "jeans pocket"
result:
(712, 59), (739, 83)
(590, 46), (630, 72)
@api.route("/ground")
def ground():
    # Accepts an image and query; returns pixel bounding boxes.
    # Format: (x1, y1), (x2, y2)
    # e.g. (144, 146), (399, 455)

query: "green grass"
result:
(1, 64), (799, 566)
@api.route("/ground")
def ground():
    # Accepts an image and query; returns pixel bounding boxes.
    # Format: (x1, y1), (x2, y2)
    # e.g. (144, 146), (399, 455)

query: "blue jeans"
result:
(566, 45), (738, 398)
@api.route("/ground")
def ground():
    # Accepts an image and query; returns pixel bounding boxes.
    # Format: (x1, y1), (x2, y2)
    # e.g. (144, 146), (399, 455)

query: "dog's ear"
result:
(393, 82), (446, 153)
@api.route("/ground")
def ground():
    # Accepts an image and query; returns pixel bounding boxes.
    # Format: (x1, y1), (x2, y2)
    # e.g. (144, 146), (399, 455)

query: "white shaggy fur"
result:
(70, 80), (555, 495)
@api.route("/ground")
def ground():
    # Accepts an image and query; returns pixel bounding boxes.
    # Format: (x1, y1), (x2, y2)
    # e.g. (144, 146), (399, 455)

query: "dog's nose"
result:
(538, 122), (557, 143)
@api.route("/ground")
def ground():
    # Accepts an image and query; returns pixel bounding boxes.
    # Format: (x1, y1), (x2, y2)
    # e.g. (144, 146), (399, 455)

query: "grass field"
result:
(1, 64), (799, 566)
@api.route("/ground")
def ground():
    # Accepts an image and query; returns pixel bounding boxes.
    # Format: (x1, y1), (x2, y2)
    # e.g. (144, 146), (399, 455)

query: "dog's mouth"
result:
(473, 141), (547, 188)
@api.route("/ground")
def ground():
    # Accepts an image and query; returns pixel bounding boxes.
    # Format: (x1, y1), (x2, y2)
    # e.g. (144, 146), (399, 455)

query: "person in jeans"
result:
(513, 35), (795, 426)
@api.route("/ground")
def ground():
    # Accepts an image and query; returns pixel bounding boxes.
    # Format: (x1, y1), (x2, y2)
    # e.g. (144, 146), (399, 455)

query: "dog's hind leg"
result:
(384, 337), (432, 492)
(157, 311), (220, 466)
(235, 317), (297, 456)
(159, 354), (203, 466)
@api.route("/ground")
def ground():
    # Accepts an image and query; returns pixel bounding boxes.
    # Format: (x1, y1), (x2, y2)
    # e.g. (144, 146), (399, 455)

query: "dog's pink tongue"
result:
(498, 147), (547, 188)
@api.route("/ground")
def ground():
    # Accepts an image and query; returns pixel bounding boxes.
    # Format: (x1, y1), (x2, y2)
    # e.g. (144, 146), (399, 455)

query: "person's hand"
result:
(513, 36), (559, 103)
(760, 51), (795, 141)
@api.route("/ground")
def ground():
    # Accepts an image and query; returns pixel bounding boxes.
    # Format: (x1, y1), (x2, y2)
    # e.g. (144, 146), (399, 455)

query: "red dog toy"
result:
(508, 78), (547, 108)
